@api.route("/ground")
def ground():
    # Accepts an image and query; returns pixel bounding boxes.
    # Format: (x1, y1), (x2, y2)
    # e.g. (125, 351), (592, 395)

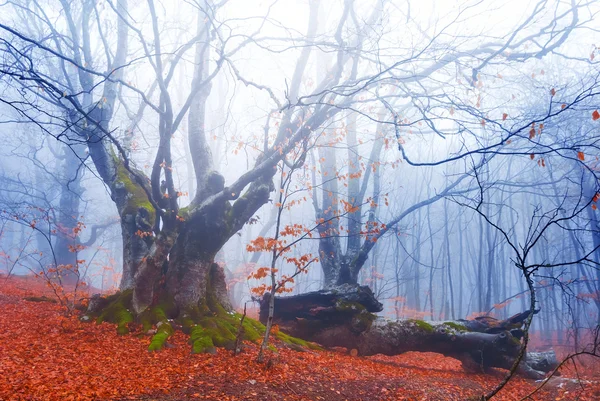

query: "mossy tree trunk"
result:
(80, 0), (339, 350)
(163, 174), (273, 315)
(259, 285), (558, 379)
(110, 166), (274, 316)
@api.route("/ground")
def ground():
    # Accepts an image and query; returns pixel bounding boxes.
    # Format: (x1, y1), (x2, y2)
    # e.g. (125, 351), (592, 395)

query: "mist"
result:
(1, 0), (600, 399)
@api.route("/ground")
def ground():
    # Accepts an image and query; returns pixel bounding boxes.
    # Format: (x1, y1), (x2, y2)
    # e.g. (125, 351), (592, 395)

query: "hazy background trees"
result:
(0, 0), (599, 347)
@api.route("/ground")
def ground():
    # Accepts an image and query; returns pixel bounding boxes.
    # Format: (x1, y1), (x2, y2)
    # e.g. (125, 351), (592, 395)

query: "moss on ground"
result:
(235, 314), (262, 342)
(185, 312), (320, 354)
(136, 296), (179, 351)
(138, 299), (176, 334)
(95, 290), (134, 335)
(87, 290), (319, 354)
(148, 321), (174, 352)
(189, 314), (251, 353)
(276, 332), (321, 350)
(190, 326), (216, 354)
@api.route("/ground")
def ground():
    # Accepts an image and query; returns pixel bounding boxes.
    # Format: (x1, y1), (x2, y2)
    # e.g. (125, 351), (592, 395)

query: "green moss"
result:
(192, 337), (215, 354)
(138, 304), (171, 333)
(247, 318), (266, 332)
(335, 300), (367, 313)
(157, 296), (178, 318)
(185, 312), (323, 353)
(138, 310), (154, 333)
(147, 323), (171, 352)
(91, 287), (319, 354)
(179, 314), (196, 334)
(190, 326), (216, 354)
(408, 319), (434, 333)
(96, 290), (134, 335)
(195, 316), (236, 349)
(240, 318), (261, 341)
(24, 296), (57, 303)
(178, 206), (191, 220)
(148, 320), (174, 351)
(136, 295), (179, 343)
(152, 306), (167, 322)
(189, 325), (207, 342)
(148, 331), (169, 351)
(276, 332), (304, 345)
(442, 322), (468, 332)
(276, 331), (322, 350)
(113, 157), (155, 223)
(187, 314), (241, 353)
(230, 315), (266, 342)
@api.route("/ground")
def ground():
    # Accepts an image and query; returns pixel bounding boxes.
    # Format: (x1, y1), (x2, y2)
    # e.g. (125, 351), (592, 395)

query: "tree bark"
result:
(53, 145), (84, 285)
(259, 285), (558, 379)
(165, 194), (236, 312)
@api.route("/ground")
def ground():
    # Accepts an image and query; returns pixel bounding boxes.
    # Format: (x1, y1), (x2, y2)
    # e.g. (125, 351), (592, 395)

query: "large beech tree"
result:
(0, 0), (384, 318)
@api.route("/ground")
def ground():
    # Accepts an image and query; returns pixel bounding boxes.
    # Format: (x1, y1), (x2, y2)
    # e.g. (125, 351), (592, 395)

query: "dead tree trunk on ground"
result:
(259, 285), (557, 379)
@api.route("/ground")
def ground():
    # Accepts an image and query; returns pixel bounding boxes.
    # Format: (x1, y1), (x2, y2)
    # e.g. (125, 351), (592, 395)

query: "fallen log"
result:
(259, 285), (557, 379)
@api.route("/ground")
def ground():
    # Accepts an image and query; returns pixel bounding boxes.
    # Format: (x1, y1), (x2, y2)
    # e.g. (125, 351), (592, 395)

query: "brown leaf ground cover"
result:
(1, 275), (598, 401)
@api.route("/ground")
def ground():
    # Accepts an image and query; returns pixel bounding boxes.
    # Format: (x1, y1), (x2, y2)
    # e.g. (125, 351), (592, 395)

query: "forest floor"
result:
(0, 275), (599, 401)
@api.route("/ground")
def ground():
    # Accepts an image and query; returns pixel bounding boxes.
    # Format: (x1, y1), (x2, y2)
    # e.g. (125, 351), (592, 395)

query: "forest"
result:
(0, 0), (599, 400)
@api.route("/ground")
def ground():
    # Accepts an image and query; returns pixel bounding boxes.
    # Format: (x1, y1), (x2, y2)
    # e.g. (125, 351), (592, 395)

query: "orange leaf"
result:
(502, 113), (508, 121)
(578, 151), (585, 161)
(530, 154), (535, 160)
(593, 110), (600, 121)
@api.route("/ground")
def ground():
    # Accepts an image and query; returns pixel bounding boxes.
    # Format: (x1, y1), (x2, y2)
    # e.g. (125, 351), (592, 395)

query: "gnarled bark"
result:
(259, 285), (558, 379)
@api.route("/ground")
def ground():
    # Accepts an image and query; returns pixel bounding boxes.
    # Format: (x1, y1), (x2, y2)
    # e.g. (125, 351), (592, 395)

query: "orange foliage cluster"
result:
(1, 275), (599, 401)
(279, 223), (308, 238)
(245, 237), (282, 253)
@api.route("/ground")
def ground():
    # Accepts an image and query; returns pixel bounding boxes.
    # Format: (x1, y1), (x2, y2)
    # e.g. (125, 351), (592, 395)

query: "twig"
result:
(234, 302), (247, 356)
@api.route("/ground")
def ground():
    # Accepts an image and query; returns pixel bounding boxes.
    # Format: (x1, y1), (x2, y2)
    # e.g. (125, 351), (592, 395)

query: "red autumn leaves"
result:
(1, 275), (599, 401)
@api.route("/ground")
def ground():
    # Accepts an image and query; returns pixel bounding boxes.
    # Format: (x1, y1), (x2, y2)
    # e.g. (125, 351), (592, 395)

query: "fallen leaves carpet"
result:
(0, 275), (598, 401)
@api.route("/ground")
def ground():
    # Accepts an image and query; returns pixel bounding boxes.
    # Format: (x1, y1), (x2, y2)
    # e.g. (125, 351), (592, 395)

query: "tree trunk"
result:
(165, 202), (233, 313)
(259, 285), (558, 380)
(53, 145), (84, 285)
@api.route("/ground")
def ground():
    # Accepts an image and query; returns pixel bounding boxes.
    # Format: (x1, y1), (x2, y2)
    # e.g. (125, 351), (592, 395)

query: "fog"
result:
(1, 0), (600, 351)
